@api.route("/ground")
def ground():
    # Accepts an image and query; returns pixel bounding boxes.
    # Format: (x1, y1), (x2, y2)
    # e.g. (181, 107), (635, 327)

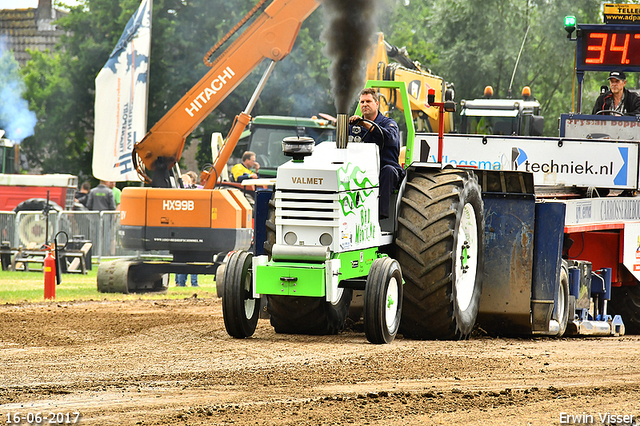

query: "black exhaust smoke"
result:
(321, 0), (382, 114)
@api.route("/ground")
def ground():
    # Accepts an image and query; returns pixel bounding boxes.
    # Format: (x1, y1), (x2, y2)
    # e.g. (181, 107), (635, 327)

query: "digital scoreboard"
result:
(576, 24), (640, 72)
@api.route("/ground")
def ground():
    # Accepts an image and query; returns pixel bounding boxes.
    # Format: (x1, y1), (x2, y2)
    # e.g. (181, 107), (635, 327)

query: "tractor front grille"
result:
(276, 189), (339, 224)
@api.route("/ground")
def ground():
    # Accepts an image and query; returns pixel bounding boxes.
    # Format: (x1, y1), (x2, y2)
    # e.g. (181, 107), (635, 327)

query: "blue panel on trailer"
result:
(477, 194), (536, 335)
(253, 189), (273, 255)
(531, 201), (566, 332)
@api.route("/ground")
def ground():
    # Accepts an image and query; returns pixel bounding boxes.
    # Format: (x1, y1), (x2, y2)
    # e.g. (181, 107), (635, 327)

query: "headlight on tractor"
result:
(319, 233), (332, 246)
(284, 231), (298, 245)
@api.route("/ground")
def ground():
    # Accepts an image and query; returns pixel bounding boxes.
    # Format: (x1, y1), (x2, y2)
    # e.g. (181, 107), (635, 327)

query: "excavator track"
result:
(97, 259), (170, 294)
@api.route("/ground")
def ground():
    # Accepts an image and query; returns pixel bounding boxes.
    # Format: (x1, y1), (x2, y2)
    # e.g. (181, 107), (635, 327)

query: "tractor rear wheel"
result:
(263, 197), (276, 258)
(267, 289), (353, 335)
(222, 250), (259, 338)
(395, 169), (484, 340)
(610, 283), (640, 335)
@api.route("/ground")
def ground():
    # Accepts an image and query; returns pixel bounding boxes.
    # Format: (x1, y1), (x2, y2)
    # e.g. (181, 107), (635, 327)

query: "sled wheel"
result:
(610, 282), (640, 335)
(222, 250), (259, 338)
(363, 257), (403, 344)
(395, 169), (484, 340)
(556, 262), (570, 337)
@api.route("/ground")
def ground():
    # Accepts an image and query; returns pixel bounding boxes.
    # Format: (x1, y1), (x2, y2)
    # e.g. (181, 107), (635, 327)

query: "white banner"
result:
(560, 114), (640, 141)
(92, 0), (151, 182)
(414, 133), (639, 189)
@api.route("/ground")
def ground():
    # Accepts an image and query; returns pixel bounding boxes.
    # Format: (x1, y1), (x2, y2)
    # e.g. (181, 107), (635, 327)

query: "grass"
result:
(0, 261), (219, 303)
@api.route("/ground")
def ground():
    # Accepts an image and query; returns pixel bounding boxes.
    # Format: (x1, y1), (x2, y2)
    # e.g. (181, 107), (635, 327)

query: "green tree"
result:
(381, 0), (622, 134)
(21, 0), (143, 179)
(21, 0), (333, 179)
(21, 50), (79, 174)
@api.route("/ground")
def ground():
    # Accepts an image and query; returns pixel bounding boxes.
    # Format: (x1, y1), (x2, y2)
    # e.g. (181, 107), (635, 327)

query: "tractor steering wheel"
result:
(351, 118), (384, 146)
(595, 109), (624, 116)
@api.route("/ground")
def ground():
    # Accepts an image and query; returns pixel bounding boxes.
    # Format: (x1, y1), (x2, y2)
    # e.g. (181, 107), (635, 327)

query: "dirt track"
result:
(0, 297), (639, 425)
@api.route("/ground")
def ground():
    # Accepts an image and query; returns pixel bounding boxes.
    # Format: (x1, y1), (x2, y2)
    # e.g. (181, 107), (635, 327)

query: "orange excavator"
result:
(98, 0), (321, 293)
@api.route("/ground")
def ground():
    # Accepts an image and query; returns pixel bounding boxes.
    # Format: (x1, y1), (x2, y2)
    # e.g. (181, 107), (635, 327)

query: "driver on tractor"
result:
(348, 88), (405, 219)
(592, 71), (640, 116)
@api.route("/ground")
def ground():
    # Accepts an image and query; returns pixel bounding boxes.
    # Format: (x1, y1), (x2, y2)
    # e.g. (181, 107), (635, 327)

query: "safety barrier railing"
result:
(14, 211), (59, 248)
(0, 212), (17, 248)
(1, 210), (140, 262)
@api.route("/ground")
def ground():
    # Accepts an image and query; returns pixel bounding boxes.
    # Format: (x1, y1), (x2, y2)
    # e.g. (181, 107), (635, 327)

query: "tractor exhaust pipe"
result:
(336, 113), (348, 149)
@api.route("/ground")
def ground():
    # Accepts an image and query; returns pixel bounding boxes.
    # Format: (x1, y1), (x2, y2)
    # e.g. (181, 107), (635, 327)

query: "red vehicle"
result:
(0, 138), (77, 212)
(0, 173), (78, 211)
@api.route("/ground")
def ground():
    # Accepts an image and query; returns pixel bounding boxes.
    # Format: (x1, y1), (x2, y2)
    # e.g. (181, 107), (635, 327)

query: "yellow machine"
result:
(366, 33), (455, 133)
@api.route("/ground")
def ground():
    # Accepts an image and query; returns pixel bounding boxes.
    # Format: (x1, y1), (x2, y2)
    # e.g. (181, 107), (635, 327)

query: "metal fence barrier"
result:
(0, 212), (16, 248)
(0, 210), (139, 262)
(14, 211), (59, 248)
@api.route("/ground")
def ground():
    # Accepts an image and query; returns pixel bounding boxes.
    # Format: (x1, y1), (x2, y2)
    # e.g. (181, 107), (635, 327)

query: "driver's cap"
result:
(608, 71), (626, 81)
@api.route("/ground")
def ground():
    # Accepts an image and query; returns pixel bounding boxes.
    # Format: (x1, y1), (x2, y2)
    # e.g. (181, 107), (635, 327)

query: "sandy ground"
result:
(0, 297), (639, 425)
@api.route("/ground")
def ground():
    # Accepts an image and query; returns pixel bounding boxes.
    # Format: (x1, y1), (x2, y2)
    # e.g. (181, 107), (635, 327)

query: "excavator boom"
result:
(102, 0), (322, 294)
(133, 0), (320, 178)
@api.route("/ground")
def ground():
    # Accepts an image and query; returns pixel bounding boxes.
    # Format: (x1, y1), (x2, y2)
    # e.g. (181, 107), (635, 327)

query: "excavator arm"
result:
(366, 33), (455, 133)
(133, 0), (320, 183)
(108, 0), (322, 294)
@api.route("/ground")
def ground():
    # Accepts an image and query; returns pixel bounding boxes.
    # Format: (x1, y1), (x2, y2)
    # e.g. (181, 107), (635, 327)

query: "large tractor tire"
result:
(395, 169), (484, 340)
(13, 198), (63, 213)
(363, 257), (403, 344)
(222, 250), (260, 338)
(609, 284), (640, 335)
(267, 289), (353, 335)
(14, 198), (64, 246)
(263, 197), (276, 258)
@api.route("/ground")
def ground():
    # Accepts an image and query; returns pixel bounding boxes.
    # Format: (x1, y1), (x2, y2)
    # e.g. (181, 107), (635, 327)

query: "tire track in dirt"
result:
(1, 299), (639, 425)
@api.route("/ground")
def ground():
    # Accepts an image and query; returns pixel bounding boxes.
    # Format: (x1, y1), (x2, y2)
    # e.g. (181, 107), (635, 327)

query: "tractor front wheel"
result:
(555, 262), (570, 337)
(222, 250), (259, 338)
(363, 257), (403, 344)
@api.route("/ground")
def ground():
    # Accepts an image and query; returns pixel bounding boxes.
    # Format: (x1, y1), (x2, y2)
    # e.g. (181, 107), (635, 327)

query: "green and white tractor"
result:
(221, 81), (485, 344)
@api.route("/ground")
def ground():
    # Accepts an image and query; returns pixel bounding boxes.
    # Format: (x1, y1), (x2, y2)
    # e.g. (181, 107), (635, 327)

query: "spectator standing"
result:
(86, 180), (116, 211)
(185, 171), (201, 188)
(107, 181), (122, 210)
(75, 181), (91, 207)
(175, 173), (198, 287)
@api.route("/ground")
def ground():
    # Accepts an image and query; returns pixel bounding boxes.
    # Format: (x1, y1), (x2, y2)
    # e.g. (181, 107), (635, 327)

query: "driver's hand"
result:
(349, 115), (363, 124)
